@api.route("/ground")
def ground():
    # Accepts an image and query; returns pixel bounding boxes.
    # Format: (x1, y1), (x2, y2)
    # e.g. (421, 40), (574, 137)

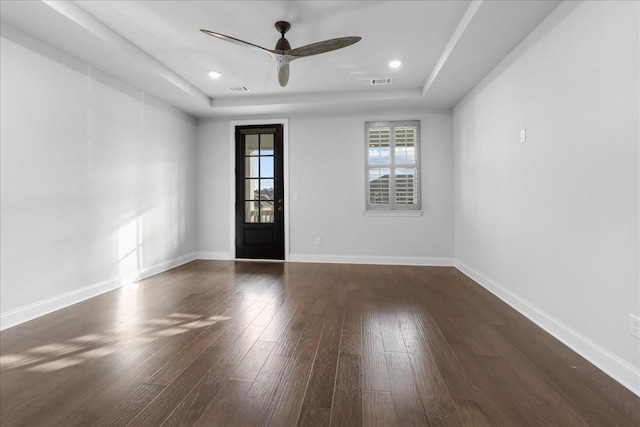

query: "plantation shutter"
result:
(366, 121), (421, 210)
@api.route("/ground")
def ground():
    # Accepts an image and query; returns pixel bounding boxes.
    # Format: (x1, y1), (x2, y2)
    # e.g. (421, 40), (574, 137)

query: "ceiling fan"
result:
(200, 21), (361, 87)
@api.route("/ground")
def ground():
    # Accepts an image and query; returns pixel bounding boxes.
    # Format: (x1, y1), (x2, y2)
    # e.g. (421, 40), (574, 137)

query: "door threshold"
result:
(234, 258), (285, 263)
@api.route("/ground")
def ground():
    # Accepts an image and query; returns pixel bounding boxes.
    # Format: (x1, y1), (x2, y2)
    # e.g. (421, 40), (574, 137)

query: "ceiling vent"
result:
(370, 78), (392, 85)
(229, 86), (250, 92)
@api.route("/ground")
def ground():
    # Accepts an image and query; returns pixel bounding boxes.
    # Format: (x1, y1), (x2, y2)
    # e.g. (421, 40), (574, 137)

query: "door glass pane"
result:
(369, 168), (390, 204)
(260, 134), (274, 155)
(260, 179), (274, 200)
(396, 167), (417, 205)
(245, 201), (259, 223)
(245, 135), (259, 155)
(260, 157), (274, 178)
(260, 201), (274, 223)
(245, 157), (259, 177)
(245, 179), (259, 200)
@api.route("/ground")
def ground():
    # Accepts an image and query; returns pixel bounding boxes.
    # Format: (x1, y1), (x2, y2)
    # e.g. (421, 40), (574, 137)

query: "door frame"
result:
(229, 118), (289, 261)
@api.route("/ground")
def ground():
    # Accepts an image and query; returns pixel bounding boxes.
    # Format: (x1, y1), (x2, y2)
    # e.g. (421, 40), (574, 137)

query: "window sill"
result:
(363, 210), (423, 217)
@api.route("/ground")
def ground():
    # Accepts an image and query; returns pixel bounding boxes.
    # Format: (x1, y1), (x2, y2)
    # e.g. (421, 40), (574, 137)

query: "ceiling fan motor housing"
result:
(275, 37), (291, 51)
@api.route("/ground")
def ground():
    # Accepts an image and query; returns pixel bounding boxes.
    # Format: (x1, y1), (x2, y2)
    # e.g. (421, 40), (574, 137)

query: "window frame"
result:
(365, 120), (421, 211)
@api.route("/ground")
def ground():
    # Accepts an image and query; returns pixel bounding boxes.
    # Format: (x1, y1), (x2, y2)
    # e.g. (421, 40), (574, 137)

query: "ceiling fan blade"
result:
(287, 36), (361, 57)
(200, 29), (277, 57)
(277, 62), (290, 87)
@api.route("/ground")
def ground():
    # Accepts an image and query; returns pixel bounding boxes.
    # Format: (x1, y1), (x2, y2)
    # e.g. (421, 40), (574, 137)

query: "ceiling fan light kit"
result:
(200, 21), (361, 87)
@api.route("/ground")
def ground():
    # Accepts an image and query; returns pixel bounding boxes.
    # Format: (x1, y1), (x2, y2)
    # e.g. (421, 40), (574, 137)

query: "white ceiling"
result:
(0, 0), (561, 118)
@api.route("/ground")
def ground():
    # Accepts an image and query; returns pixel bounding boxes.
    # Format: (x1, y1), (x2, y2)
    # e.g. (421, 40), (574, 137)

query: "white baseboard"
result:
(289, 253), (455, 267)
(196, 251), (232, 260)
(455, 260), (640, 397)
(139, 253), (197, 279)
(0, 253), (197, 331)
(0, 277), (123, 331)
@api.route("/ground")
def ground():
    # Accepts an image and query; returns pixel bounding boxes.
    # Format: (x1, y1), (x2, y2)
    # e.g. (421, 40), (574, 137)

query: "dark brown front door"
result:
(235, 124), (284, 260)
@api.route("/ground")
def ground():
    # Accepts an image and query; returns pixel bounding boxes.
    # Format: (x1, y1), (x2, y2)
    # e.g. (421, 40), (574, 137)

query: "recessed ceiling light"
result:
(208, 70), (222, 79)
(389, 60), (402, 68)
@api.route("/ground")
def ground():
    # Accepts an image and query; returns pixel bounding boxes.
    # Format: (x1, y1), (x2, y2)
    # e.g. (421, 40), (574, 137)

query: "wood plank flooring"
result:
(1, 260), (638, 426)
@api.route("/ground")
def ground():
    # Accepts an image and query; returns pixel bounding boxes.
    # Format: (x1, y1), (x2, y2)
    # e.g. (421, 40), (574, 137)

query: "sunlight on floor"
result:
(169, 313), (201, 319)
(152, 327), (190, 337)
(146, 318), (183, 326)
(0, 354), (44, 369)
(29, 343), (84, 355)
(182, 320), (217, 329)
(29, 357), (86, 372)
(69, 334), (109, 344)
(1, 310), (232, 373)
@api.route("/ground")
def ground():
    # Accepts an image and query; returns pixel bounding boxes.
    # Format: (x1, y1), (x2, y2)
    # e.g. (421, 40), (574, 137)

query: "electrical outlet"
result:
(630, 314), (640, 339)
(173, 240), (178, 249)
(315, 237), (322, 246)
(520, 128), (526, 143)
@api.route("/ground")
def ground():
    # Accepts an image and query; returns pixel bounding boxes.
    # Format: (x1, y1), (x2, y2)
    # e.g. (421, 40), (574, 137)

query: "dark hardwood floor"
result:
(1, 260), (638, 426)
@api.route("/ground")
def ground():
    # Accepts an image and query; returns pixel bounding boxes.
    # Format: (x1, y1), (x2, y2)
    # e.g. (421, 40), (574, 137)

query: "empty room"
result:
(1, 0), (638, 425)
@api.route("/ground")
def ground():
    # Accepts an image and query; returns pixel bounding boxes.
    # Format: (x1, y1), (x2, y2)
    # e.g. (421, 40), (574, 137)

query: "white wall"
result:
(0, 28), (198, 327)
(453, 0), (639, 390)
(197, 119), (231, 257)
(197, 111), (454, 264)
